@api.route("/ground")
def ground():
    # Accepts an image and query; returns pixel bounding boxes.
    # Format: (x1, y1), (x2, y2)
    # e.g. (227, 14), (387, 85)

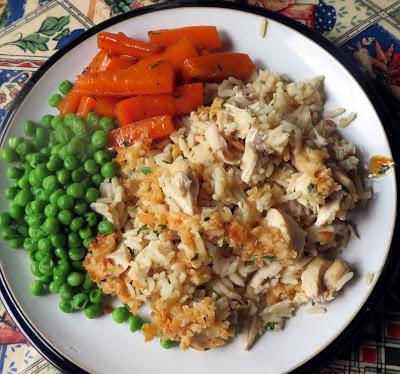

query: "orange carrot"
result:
(87, 50), (134, 73)
(98, 32), (163, 59)
(140, 38), (198, 72)
(75, 60), (175, 96)
(94, 96), (122, 118)
(58, 86), (81, 116)
(108, 115), (175, 147)
(77, 96), (97, 119)
(182, 53), (255, 82)
(148, 26), (221, 49)
(115, 83), (203, 125)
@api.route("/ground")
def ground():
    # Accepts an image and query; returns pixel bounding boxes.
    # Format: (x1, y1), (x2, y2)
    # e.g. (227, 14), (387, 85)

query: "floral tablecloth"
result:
(0, 1), (398, 373)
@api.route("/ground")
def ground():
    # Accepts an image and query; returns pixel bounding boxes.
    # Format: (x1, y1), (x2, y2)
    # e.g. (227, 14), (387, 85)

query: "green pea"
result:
(58, 209), (73, 225)
(59, 299), (74, 313)
(93, 150), (111, 165)
(71, 117), (87, 138)
(6, 166), (23, 180)
(57, 145), (69, 161)
(39, 256), (54, 275)
(40, 147), (51, 157)
(128, 315), (143, 332)
(17, 224), (29, 238)
(79, 227), (92, 240)
(44, 203), (58, 218)
(91, 174), (103, 186)
(8, 137), (24, 150)
(160, 339), (174, 349)
(68, 232), (82, 248)
(37, 190), (49, 202)
(13, 189), (32, 207)
(89, 288), (102, 304)
(63, 156), (78, 171)
(28, 170), (44, 188)
(0, 227), (15, 240)
(56, 169), (70, 185)
(70, 217), (84, 232)
(84, 212), (97, 228)
(47, 156), (63, 172)
(26, 152), (44, 168)
(84, 303), (102, 319)
(38, 274), (52, 284)
(59, 80), (73, 95)
(23, 120), (36, 137)
(55, 128), (71, 144)
(51, 114), (64, 129)
(83, 237), (94, 248)
(54, 247), (68, 260)
(17, 175), (30, 189)
(82, 274), (95, 291)
(0, 212), (12, 227)
(72, 260), (84, 270)
(16, 141), (33, 157)
(57, 194), (74, 210)
(91, 130), (107, 149)
(34, 128), (49, 147)
(64, 113), (76, 127)
(53, 260), (70, 277)
(50, 189), (64, 205)
(9, 205), (23, 220)
(66, 183), (84, 199)
(20, 161), (33, 174)
(73, 201), (88, 215)
(67, 136), (84, 155)
(68, 246), (85, 261)
(49, 280), (62, 293)
(99, 117), (113, 132)
(101, 162), (117, 179)
(30, 280), (46, 296)
(27, 251), (36, 261)
(43, 217), (59, 234)
(49, 93), (62, 107)
(5, 186), (18, 200)
(0, 147), (18, 163)
(87, 112), (99, 126)
(59, 284), (75, 300)
(98, 220), (113, 235)
(9, 237), (23, 249)
(84, 159), (99, 174)
(85, 187), (99, 203)
(71, 168), (85, 182)
(37, 238), (52, 254)
(29, 227), (45, 240)
(34, 250), (45, 262)
(23, 238), (38, 252)
(30, 261), (42, 277)
(112, 306), (128, 324)
(41, 114), (54, 128)
(30, 199), (46, 214)
(42, 175), (59, 192)
(72, 293), (89, 310)
(67, 272), (84, 287)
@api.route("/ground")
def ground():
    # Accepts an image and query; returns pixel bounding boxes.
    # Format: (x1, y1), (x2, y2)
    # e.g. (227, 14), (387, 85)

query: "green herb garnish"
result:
(141, 167), (152, 175)
(307, 183), (315, 193)
(159, 224), (167, 230)
(137, 224), (149, 234)
(265, 322), (278, 331)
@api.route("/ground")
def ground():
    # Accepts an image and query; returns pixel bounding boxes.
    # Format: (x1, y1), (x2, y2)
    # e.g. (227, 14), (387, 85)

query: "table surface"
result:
(0, 0), (398, 373)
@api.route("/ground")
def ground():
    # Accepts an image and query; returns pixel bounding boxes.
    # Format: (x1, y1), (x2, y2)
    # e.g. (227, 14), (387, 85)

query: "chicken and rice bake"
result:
(84, 69), (370, 350)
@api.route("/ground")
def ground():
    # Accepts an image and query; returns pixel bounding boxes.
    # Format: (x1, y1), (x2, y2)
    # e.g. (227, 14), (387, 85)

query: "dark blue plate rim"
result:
(0, 1), (398, 373)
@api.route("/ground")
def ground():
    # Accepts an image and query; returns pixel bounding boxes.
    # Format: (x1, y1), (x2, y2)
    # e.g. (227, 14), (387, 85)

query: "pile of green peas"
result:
(0, 80), (118, 319)
(112, 306), (175, 349)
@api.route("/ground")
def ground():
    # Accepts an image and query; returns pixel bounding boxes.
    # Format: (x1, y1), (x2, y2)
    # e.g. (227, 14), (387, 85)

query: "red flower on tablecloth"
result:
(0, 310), (26, 344)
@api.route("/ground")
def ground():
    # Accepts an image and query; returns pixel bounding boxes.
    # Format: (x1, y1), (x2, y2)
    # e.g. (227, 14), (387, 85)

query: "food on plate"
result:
(0, 24), (374, 351)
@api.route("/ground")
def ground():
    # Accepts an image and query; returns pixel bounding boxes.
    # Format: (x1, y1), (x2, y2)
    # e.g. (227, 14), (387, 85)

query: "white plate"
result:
(0, 2), (398, 374)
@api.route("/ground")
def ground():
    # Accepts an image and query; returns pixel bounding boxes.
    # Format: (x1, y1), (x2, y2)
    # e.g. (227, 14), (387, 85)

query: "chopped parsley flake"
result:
(123, 141), (131, 147)
(150, 62), (160, 69)
(163, 160), (172, 164)
(141, 167), (152, 175)
(153, 230), (160, 238)
(263, 255), (276, 260)
(307, 183), (315, 193)
(137, 224), (149, 234)
(158, 224), (167, 230)
(378, 165), (390, 175)
(264, 322), (278, 331)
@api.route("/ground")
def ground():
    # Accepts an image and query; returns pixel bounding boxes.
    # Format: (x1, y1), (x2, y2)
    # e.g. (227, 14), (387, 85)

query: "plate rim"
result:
(0, 1), (399, 373)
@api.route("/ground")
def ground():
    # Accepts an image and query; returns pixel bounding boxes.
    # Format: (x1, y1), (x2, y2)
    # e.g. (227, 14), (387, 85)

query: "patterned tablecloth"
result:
(0, 0), (398, 373)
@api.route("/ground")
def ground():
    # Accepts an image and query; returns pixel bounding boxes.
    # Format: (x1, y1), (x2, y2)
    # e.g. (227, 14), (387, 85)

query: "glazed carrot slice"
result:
(58, 86), (81, 116)
(182, 53), (255, 82)
(94, 96), (122, 118)
(75, 60), (175, 96)
(98, 32), (163, 59)
(87, 50), (135, 73)
(115, 83), (203, 125)
(77, 96), (97, 119)
(148, 26), (221, 49)
(108, 115), (175, 147)
(140, 38), (198, 72)
(87, 50), (110, 73)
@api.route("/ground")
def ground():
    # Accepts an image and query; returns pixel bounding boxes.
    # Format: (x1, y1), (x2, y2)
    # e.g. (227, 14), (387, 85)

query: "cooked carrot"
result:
(58, 86), (81, 116)
(94, 96), (122, 118)
(115, 83), (203, 125)
(182, 53), (255, 82)
(108, 115), (175, 147)
(77, 96), (97, 119)
(87, 50), (135, 73)
(75, 60), (175, 96)
(140, 38), (198, 72)
(87, 50), (110, 73)
(98, 32), (163, 59)
(148, 26), (221, 49)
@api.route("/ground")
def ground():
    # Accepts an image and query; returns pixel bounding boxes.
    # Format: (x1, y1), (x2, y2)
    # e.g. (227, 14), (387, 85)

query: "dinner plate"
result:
(0, 2), (398, 373)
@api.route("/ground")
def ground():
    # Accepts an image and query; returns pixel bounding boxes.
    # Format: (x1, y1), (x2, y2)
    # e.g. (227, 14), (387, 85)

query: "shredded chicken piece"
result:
(205, 123), (240, 165)
(315, 192), (343, 226)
